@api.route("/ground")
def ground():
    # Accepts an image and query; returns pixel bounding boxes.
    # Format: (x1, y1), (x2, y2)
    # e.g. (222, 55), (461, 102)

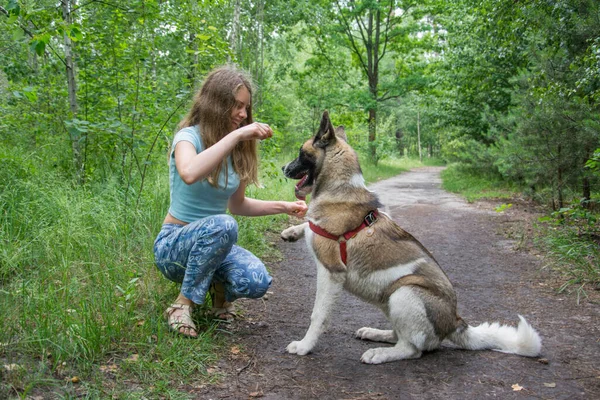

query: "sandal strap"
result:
(166, 303), (191, 314)
(210, 301), (235, 316)
(165, 303), (196, 331)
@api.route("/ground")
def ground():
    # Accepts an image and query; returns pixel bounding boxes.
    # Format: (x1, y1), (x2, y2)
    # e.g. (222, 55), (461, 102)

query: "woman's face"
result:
(230, 85), (250, 132)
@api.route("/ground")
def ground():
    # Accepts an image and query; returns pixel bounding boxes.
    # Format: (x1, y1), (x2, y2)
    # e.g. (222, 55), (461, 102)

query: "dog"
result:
(280, 111), (542, 364)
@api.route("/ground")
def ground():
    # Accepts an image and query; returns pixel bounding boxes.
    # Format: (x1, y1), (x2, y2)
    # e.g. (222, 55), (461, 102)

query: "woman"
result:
(154, 65), (307, 338)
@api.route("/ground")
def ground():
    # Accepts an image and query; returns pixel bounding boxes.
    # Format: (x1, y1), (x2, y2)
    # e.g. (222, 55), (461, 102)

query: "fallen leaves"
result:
(512, 383), (524, 391)
(3, 363), (23, 372)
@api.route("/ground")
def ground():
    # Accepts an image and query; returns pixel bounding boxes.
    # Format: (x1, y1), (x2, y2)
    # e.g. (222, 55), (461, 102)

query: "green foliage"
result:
(441, 163), (520, 202)
(586, 148), (600, 173)
(536, 203), (600, 301)
(2, 0), (600, 395)
(495, 203), (513, 213)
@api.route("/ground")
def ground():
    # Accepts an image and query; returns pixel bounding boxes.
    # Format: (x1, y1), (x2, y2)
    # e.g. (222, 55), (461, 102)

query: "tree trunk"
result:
(187, 1), (199, 86)
(368, 107), (377, 160)
(62, 0), (83, 183)
(557, 144), (564, 209)
(417, 110), (422, 162)
(229, 0), (241, 62)
(256, 0), (265, 108)
(582, 177), (591, 208)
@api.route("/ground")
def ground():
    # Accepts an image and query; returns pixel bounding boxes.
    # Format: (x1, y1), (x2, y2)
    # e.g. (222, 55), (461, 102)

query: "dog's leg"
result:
(360, 287), (438, 364)
(361, 340), (422, 364)
(281, 222), (307, 242)
(287, 262), (342, 355)
(355, 327), (397, 343)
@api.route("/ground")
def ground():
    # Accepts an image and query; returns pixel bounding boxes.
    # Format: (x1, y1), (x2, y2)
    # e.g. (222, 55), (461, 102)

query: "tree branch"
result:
(335, 0), (369, 77)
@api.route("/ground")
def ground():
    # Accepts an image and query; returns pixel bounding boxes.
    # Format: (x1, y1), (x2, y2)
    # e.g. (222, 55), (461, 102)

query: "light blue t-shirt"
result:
(168, 126), (240, 223)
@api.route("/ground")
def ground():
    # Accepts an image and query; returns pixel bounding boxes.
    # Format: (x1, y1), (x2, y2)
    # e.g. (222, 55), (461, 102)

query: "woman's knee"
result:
(246, 267), (272, 299)
(210, 214), (238, 243)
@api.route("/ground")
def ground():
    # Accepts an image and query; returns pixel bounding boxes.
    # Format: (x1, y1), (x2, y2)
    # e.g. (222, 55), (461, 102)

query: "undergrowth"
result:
(0, 145), (413, 398)
(441, 163), (600, 299)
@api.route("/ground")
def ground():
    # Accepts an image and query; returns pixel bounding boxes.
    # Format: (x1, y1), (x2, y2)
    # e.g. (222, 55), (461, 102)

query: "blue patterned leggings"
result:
(153, 214), (272, 305)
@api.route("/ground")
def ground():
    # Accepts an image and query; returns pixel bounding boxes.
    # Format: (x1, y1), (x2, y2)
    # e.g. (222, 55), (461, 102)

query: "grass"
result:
(536, 225), (600, 303)
(0, 145), (425, 398)
(360, 156), (444, 183)
(440, 163), (519, 202)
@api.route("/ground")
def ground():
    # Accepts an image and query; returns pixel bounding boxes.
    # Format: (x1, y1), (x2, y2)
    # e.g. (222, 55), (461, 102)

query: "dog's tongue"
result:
(295, 175), (308, 189)
(294, 175), (308, 200)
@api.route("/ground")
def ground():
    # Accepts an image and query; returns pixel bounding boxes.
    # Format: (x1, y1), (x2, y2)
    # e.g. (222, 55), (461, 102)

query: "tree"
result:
(302, 0), (435, 160)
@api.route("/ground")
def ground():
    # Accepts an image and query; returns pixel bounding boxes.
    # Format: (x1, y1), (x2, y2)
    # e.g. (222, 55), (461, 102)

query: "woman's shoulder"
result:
(173, 126), (202, 149)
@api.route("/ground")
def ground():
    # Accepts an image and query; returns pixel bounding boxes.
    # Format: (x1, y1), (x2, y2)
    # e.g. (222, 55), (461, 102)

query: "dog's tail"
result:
(446, 315), (541, 357)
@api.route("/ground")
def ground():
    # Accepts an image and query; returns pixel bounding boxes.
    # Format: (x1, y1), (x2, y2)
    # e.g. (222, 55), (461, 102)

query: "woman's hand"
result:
(286, 200), (308, 218)
(235, 122), (273, 142)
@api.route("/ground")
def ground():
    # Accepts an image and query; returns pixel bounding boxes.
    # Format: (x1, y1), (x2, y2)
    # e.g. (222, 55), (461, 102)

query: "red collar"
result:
(308, 210), (379, 265)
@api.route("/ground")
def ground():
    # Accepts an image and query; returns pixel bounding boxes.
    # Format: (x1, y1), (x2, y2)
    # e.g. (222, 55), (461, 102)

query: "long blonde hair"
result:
(178, 65), (259, 188)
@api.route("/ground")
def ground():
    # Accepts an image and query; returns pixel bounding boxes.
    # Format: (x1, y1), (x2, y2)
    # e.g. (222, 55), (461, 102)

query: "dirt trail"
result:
(199, 167), (600, 400)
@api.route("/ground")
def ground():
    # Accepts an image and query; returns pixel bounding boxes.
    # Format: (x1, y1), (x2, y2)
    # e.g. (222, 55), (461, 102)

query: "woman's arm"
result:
(175, 123), (273, 185)
(228, 183), (308, 218)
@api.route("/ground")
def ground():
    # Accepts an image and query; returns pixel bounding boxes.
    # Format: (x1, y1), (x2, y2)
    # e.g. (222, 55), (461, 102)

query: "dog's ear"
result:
(334, 125), (347, 142)
(313, 111), (336, 148)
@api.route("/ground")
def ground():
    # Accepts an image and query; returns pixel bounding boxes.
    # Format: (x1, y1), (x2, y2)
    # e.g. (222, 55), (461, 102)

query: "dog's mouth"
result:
(293, 172), (312, 201)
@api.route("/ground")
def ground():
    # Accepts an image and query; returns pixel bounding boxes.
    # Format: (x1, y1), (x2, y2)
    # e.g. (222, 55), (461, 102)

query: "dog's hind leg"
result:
(361, 340), (422, 364)
(287, 262), (343, 355)
(361, 287), (439, 364)
(355, 327), (397, 343)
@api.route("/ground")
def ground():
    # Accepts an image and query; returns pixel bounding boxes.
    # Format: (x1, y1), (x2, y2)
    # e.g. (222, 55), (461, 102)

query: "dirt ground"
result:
(197, 167), (600, 400)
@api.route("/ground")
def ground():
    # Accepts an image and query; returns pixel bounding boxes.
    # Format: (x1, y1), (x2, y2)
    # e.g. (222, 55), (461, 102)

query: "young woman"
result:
(154, 65), (307, 338)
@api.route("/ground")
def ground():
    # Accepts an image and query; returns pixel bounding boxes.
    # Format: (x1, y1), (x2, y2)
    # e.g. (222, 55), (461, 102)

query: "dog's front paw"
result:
(360, 348), (388, 364)
(286, 340), (312, 355)
(280, 224), (306, 242)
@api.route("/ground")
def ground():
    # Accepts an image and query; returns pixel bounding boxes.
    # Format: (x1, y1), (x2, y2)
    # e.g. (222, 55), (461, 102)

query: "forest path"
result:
(199, 167), (599, 400)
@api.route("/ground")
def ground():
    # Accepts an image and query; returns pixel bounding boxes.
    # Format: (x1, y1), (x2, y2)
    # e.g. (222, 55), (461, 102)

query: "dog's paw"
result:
(355, 327), (397, 343)
(360, 346), (422, 364)
(355, 327), (375, 340)
(286, 340), (312, 355)
(360, 348), (389, 364)
(280, 225), (305, 242)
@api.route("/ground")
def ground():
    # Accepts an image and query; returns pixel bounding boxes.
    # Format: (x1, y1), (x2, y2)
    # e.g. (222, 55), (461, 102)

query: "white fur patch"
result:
(349, 173), (367, 188)
(447, 315), (542, 357)
(346, 258), (426, 300)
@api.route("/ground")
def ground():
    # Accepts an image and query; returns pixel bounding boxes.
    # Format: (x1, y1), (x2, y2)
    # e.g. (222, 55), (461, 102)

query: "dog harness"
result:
(308, 210), (379, 266)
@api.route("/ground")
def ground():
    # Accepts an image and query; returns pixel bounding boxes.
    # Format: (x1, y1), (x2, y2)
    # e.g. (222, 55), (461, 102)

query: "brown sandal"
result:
(165, 303), (198, 338)
(211, 302), (237, 322)
(209, 283), (237, 322)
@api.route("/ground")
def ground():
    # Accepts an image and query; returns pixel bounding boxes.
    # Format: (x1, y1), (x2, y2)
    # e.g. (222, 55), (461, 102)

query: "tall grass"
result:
(536, 225), (600, 303)
(0, 145), (421, 398)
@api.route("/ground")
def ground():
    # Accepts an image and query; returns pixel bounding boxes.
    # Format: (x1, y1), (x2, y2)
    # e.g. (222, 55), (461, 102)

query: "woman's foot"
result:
(165, 295), (198, 338)
(210, 282), (237, 322)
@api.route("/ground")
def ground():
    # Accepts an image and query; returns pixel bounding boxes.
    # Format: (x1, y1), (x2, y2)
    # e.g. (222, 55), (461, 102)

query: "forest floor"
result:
(195, 167), (600, 400)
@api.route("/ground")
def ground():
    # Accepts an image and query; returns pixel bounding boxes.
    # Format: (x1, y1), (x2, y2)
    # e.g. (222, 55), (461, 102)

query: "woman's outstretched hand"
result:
(286, 200), (308, 218)
(235, 122), (273, 141)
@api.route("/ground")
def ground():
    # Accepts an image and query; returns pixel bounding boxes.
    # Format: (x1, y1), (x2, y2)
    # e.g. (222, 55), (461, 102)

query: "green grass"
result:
(360, 156), (444, 183)
(0, 146), (418, 398)
(0, 146), (435, 398)
(440, 163), (519, 202)
(535, 224), (600, 303)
